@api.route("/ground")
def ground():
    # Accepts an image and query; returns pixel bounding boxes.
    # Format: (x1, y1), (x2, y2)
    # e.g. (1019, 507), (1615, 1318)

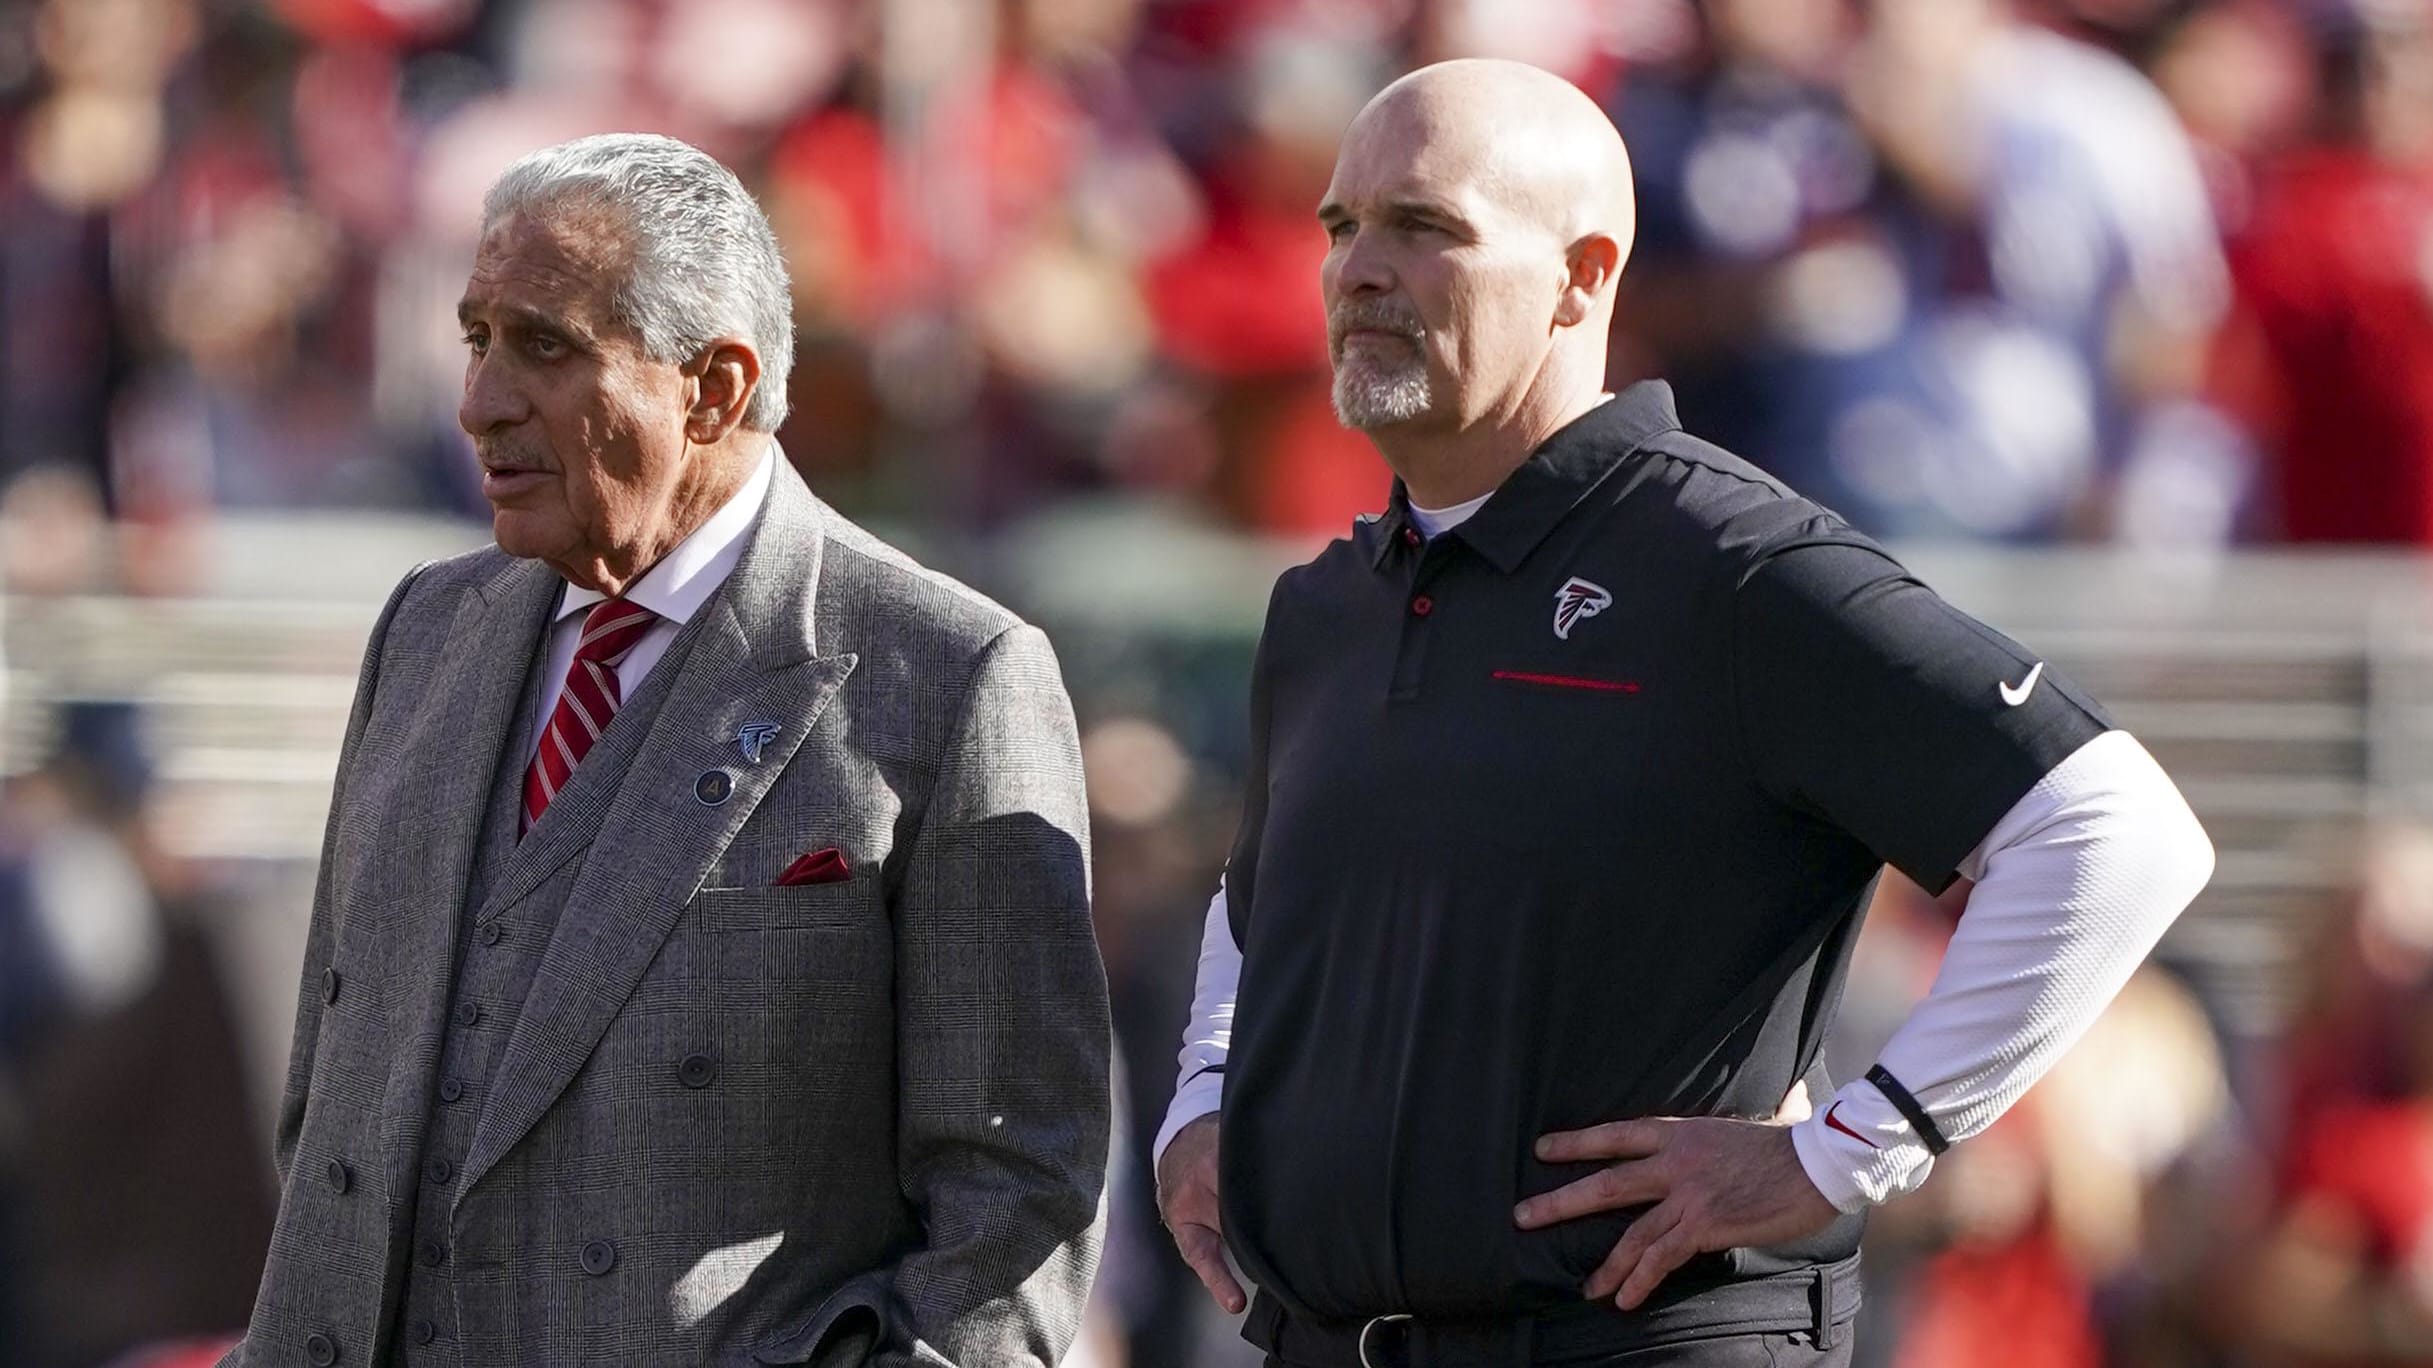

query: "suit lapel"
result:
(458, 467), (858, 1198)
(378, 554), (558, 1213)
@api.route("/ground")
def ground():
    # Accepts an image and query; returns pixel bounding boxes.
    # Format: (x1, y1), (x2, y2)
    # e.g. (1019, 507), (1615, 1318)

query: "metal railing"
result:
(8, 517), (2428, 1041)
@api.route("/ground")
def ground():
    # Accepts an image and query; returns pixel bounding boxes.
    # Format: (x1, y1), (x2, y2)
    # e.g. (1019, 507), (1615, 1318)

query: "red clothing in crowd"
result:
(2223, 149), (2433, 542)
(2282, 1098), (2433, 1276)
(1894, 1218), (2104, 1368)
(1889, 1107), (2104, 1368)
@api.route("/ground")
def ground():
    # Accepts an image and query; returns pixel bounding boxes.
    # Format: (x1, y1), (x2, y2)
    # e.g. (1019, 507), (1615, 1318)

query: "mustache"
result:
(473, 440), (547, 473)
(1329, 301), (1423, 349)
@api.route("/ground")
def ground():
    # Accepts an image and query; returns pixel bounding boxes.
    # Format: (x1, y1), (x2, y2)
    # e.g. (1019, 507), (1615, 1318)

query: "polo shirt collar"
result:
(1367, 380), (1681, 573)
(553, 442), (777, 626)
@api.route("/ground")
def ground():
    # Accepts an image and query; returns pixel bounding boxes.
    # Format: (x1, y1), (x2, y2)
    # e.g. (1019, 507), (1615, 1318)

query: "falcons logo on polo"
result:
(1552, 577), (1613, 640)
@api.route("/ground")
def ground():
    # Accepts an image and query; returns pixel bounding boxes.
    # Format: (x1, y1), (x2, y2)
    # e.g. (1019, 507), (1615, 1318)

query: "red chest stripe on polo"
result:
(1489, 669), (1642, 695)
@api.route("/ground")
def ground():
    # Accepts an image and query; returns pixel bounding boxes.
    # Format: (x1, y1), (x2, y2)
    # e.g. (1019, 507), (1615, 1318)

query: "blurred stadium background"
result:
(9, 0), (2433, 1364)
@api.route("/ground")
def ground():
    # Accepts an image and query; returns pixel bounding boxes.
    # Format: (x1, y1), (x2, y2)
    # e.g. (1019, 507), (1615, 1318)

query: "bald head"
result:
(1317, 61), (1635, 484)
(1346, 59), (1636, 269)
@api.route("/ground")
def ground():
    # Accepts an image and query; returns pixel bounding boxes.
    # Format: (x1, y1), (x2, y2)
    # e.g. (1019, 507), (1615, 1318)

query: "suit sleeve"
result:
(881, 622), (1109, 1368)
(277, 563), (428, 1180)
(221, 560), (428, 1368)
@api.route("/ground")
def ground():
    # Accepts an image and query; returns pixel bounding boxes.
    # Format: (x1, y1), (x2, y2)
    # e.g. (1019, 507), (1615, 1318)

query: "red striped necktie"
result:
(522, 597), (658, 835)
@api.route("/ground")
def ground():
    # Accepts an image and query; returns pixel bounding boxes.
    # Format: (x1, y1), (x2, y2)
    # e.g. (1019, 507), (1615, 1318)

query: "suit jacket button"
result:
(439, 1076), (465, 1104)
(305, 1332), (339, 1365)
(321, 968), (340, 1004)
(419, 1238), (447, 1268)
(411, 1317), (437, 1345)
(678, 1054), (717, 1089)
(581, 1239), (616, 1276)
(695, 769), (733, 805)
(479, 921), (503, 946)
(325, 1158), (350, 1194)
(455, 1000), (480, 1028)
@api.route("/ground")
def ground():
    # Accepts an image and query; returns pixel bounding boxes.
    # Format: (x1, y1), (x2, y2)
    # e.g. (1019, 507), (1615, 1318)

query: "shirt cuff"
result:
(1154, 1068), (1225, 1169)
(1787, 1081), (1939, 1213)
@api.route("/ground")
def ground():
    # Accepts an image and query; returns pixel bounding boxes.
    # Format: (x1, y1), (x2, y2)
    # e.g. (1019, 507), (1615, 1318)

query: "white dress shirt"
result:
(529, 445), (776, 761)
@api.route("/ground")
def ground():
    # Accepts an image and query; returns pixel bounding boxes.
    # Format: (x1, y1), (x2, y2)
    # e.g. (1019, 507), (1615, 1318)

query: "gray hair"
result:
(482, 132), (794, 432)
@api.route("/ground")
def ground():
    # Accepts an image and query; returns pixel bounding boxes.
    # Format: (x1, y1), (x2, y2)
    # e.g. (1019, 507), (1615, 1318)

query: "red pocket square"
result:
(774, 846), (851, 887)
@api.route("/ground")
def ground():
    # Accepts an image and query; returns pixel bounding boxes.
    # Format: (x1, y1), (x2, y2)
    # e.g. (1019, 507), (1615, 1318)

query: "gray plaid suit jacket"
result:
(225, 460), (1109, 1365)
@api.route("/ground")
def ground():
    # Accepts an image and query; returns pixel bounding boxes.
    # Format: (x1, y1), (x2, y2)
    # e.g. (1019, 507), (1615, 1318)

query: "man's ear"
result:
(684, 339), (762, 443)
(1553, 231), (1624, 329)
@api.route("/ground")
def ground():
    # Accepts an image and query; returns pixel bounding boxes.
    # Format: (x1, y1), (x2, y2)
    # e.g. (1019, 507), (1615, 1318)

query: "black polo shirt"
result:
(1218, 381), (2108, 1325)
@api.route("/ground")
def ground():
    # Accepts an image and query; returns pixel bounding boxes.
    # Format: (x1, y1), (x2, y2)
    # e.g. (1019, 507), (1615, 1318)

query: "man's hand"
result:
(1156, 1114), (1246, 1314)
(1513, 1114), (1840, 1310)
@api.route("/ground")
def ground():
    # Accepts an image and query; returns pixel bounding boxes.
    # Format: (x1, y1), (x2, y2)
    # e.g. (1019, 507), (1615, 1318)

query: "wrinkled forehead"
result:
(461, 205), (630, 323)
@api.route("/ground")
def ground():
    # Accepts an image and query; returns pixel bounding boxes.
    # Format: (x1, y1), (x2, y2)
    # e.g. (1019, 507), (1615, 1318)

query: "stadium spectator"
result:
(2253, 975), (2433, 1362)
(2214, 0), (2433, 542)
(0, 701), (273, 1368)
(1611, 0), (2236, 543)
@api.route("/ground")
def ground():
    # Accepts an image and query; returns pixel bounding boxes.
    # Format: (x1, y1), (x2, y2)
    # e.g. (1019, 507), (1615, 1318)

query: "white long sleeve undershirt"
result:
(1152, 729), (2214, 1213)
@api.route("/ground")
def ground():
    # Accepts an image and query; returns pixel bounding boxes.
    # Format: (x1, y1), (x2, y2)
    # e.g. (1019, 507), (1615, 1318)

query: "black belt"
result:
(1244, 1254), (1862, 1367)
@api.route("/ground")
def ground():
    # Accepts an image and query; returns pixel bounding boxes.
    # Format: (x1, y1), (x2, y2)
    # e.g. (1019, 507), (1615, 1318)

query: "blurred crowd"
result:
(14, 0), (2433, 549)
(14, 0), (2433, 1365)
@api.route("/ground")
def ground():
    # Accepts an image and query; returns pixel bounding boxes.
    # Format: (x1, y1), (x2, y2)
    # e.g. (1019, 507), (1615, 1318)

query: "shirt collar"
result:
(1366, 380), (1682, 573)
(1408, 489), (1492, 537)
(554, 443), (778, 625)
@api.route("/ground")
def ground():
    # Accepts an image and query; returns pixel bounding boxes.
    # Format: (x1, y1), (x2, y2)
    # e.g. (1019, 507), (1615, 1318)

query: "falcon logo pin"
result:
(1552, 577), (1613, 640)
(735, 722), (782, 765)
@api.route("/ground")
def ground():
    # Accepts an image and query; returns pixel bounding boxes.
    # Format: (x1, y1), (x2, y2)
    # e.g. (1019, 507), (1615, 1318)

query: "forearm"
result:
(1790, 730), (2214, 1210)
(1154, 878), (1235, 1166)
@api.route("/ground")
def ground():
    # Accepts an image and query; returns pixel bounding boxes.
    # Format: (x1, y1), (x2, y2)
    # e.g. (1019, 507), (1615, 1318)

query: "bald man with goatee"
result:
(1154, 59), (2213, 1366)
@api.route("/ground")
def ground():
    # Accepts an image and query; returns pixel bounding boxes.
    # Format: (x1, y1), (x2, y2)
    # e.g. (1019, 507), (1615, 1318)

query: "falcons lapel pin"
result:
(735, 721), (782, 765)
(1552, 577), (1613, 640)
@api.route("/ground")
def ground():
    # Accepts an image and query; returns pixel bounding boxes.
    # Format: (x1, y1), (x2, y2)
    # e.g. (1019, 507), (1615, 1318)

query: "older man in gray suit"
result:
(222, 134), (1108, 1367)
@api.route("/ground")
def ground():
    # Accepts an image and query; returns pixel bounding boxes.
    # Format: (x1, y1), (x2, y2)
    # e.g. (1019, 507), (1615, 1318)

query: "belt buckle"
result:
(1358, 1312), (1414, 1368)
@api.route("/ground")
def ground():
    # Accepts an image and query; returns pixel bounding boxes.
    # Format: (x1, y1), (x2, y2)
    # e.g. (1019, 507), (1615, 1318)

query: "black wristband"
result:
(1865, 1064), (1951, 1156)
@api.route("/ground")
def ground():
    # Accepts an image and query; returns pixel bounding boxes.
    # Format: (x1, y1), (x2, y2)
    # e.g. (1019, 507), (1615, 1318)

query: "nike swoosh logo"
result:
(1998, 661), (2045, 708)
(1823, 1102), (1879, 1150)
